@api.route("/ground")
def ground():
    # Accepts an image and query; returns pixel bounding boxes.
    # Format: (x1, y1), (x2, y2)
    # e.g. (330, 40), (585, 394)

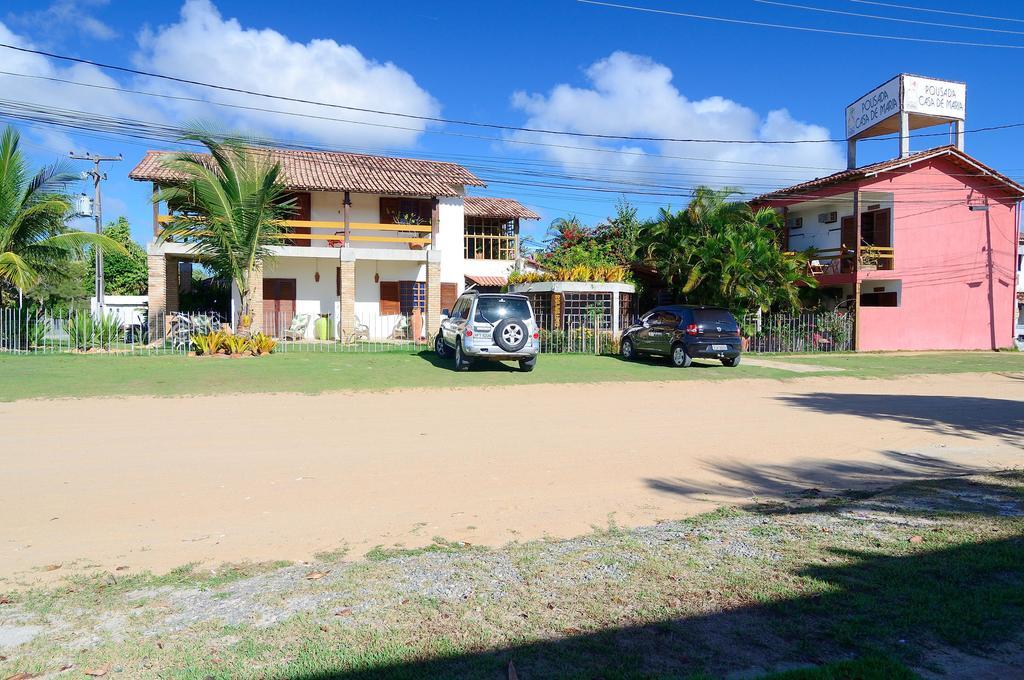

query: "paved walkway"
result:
(742, 357), (845, 372)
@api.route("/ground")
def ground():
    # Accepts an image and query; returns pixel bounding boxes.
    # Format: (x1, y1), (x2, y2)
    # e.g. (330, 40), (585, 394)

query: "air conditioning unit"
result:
(785, 216), (803, 230)
(818, 211), (838, 224)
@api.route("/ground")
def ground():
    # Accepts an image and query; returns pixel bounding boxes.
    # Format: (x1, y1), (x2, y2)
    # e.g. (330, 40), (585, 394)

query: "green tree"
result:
(0, 126), (124, 299)
(155, 130), (291, 328)
(26, 260), (90, 311)
(593, 197), (643, 265)
(637, 186), (815, 313)
(85, 217), (148, 295)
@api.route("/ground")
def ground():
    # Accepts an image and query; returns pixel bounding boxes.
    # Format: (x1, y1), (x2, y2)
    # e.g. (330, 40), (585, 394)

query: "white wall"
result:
(353, 259), (426, 326)
(784, 192), (892, 252)
(784, 200), (848, 252)
(260, 257), (426, 339)
(463, 258), (517, 278)
(436, 196), (465, 294)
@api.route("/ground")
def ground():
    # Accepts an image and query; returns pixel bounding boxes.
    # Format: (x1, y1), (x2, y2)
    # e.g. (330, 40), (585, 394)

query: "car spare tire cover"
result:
(494, 318), (529, 352)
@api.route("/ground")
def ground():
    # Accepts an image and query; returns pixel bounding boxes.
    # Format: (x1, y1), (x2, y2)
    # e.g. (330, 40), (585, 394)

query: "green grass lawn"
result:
(1, 350), (1022, 401)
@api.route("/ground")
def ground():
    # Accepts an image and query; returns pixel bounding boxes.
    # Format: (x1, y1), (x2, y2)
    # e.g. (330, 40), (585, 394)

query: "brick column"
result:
(425, 250), (442, 339)
(248, 264), (264, 332)
(338, 249), (356, 338)
(147, 253), (166, 339)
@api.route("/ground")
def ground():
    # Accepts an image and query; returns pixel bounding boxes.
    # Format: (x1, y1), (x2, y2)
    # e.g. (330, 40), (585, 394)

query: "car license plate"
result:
(711, 344), (728, 351)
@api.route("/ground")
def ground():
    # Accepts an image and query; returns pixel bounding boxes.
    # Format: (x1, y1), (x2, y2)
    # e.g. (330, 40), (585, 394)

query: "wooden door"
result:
(263, 278), (296, 336)
(440, 283), (458, 315)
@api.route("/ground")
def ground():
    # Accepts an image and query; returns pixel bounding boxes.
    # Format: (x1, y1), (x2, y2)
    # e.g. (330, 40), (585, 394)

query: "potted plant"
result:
(394, 212), (428, 251)
(858, 240), (880, 271)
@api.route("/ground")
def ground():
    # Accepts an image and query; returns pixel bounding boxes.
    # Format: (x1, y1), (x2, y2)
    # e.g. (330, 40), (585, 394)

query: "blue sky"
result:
(2, 0), (1022, 247)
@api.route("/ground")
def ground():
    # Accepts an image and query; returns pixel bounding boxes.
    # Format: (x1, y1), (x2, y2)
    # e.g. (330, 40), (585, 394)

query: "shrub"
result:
(507, 265), (629, 286)
(224, 334), (252, 356)
(67, 312), (121, 350)
(250, 332), (277, 355)
(191, 330), (229, 356)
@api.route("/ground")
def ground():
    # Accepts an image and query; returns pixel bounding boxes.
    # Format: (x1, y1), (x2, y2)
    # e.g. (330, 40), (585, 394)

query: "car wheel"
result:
(434, 332), (448, 357)
(620, 338), (635, 360)
(519, 356), (537, 372)
(454, 341), (471, 371)
(493, 318), (529, 352)
(670, 343), (692, 368)
(722, 355), (741, 367)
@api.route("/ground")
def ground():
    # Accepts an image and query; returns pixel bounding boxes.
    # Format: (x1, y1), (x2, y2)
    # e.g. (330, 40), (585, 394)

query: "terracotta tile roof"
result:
(463, 196), (541, 220)
(754, 146), (1024, 202)
(129, 148), (485, 197)
(465, 274), (508, 288)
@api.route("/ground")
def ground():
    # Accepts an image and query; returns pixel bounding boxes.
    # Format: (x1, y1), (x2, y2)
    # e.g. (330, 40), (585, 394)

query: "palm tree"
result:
(0, 126), (123, 298)
(155, 131), (291, 331)
(637, 186), (815, 313)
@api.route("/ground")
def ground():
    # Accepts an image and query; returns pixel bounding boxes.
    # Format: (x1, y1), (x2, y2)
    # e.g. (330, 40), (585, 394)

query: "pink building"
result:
(756, 146), (1023, 351)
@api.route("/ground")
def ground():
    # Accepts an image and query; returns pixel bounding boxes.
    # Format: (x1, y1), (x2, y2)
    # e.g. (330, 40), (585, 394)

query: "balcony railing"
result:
(156, 215), (432, 247)
(792, 245), (895, 276)
(858, 246), (895, 271)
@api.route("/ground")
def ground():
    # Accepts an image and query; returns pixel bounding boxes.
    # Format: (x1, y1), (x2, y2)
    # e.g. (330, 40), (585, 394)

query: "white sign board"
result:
(846, 74), (966, 139)
(846, 76), (900, 139)
(902, 75), (966, 120)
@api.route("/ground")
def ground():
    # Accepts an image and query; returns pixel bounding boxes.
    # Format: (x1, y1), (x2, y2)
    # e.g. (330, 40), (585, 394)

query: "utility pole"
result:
(69, 152), (122, 310)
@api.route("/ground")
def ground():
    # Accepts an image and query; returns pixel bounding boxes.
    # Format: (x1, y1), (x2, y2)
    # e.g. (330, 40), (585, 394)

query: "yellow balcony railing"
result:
(156, 215), (432, 246)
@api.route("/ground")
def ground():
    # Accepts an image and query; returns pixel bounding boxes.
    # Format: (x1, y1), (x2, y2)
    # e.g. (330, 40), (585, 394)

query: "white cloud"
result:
(509, 52), (845, 196)
(132, 0), (440, 148)
(0, 21), (157, 154)
(6, 0), (116, 43)
(0, 0), (440, 154)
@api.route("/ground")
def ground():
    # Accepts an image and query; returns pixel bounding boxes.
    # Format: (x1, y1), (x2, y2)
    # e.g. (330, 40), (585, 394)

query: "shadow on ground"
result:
(415, 350), (526, 373)
(645, 450), (984, 503)
(285, 518), (1024, 679)
(778, 393), (1024, 444)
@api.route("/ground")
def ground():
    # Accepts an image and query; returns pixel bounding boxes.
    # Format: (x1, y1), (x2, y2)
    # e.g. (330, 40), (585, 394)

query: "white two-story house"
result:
(130, 147), (539, 341)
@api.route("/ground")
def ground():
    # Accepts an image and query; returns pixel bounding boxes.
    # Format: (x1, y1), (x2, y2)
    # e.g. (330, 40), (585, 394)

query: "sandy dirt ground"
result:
(2, 372), (1021, 584)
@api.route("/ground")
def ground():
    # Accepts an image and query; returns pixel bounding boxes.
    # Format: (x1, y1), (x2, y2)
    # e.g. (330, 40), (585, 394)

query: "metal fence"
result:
(0, 308), (429, 356)
(743, 311), (854, 353)
(1, 308), (854, 357)
(535, 312), (620, 355)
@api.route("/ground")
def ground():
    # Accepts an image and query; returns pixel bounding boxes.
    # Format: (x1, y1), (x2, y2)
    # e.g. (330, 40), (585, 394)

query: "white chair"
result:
(341, 315), (370, 344)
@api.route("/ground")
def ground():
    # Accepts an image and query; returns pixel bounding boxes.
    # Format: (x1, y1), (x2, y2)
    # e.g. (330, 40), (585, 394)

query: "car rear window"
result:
(474, 297), (531, 323)
(693, 309), (738, 327)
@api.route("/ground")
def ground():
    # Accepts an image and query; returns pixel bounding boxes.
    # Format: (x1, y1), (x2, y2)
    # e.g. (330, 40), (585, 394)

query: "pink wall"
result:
(856, 157), (1019, 351)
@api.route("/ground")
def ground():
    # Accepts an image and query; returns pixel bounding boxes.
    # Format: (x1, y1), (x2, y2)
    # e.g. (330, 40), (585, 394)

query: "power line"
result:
(0, 42), (848, 143)
(4, 97), (1017, 198)
(754, 0), (1024, 35)
(849, 0), (1024, 24)
(2, 44), (1022, 146)
(576, 0), (1024, 48)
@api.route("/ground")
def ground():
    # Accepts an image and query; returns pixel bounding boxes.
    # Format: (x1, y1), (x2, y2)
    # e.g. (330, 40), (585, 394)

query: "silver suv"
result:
(435, 291), (539, 372)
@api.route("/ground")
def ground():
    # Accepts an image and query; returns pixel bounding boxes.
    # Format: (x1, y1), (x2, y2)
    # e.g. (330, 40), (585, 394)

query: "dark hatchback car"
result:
(620, 305), (742, 367)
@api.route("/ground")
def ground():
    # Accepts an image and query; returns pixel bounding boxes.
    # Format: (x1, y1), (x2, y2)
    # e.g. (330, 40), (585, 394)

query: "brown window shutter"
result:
(441, 283), (458, 313)
(379, 197), (400, 224)
(379, 281), (401, 315)
(336, 267), (341, 296)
